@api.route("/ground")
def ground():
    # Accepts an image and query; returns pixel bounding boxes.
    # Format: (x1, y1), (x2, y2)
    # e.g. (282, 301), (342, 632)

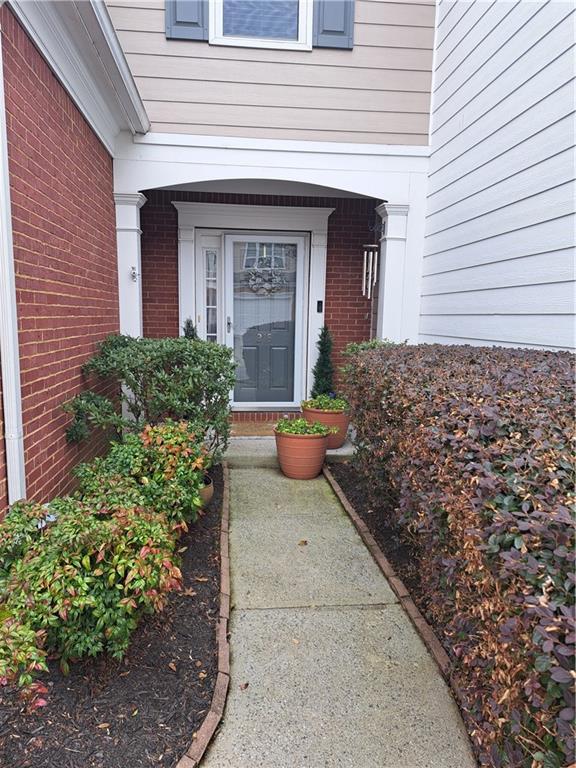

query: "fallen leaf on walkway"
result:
(239, 682), (249, 691)
(292, 638), (300, 645)
(183, 588), (197, 597)
(168, 662), (177, 672)
(195, 577), (209, 582)
(97, 723), (110, 729)
(298, 540), (308, 546)
(195, 660), (202, 667)
(132, 709), (138, 717)
(199, 671), (207, 679)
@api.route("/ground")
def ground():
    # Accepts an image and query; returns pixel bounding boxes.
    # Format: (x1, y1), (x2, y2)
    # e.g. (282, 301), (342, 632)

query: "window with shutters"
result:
(166, 0), (354, 50)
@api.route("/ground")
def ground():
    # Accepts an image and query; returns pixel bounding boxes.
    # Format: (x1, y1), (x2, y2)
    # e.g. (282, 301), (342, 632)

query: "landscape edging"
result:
(323, 464), (481, 766)
(322, 465), (451, 675)
(176, 462), (231, 768)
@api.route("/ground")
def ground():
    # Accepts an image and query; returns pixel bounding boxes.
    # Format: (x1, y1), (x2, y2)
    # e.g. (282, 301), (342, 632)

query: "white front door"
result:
(194, 230), (307, 408)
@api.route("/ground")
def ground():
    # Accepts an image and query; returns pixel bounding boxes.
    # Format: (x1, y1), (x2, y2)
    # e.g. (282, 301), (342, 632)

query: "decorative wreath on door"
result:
(245, 268), (288, 296)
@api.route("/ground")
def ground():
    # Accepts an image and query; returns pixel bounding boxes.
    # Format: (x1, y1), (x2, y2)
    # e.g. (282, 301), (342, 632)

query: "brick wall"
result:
(1, 7), (119, 506)
(140, 190), (378, 371)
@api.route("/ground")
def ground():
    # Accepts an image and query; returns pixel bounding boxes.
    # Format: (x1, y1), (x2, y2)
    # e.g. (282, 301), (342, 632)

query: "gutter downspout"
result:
(0, 27), (26, 504)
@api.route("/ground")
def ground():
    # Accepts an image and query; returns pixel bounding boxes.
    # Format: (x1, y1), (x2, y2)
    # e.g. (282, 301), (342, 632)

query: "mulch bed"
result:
(0, 465), (223, 768)
(330, 462), (432, 620)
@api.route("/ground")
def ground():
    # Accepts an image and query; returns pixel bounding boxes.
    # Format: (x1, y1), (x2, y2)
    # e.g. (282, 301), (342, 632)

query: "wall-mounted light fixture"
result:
(362, 244), (379, 300)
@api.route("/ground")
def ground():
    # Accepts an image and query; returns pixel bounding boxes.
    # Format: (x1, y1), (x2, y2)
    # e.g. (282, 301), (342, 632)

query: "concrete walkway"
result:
(203, 442), (476, 767)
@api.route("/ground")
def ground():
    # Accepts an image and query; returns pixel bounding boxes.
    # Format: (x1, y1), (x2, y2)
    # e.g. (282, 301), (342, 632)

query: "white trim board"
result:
(8, 0), (149, 154)
(173, 202), (334, 402)
(130, 131), (430, 158)
(115, 130), (429, 201)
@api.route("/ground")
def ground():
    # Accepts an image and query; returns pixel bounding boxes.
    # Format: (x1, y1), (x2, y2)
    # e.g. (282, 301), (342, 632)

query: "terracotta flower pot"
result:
(274, 430), (328, 480)
(199, 474), (214, 507)
(301, 407), (350, 449)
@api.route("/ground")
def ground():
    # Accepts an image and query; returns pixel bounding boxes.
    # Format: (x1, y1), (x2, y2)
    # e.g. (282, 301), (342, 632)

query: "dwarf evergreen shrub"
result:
(311, 325), (335, 397)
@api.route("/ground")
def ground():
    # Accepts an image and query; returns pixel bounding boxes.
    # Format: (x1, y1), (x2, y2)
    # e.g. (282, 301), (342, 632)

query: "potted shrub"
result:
(301, 394), (350, 449)
(198, 448), (215, 507)
(199, 473), (214, 507)
(274, 418), (335, 480)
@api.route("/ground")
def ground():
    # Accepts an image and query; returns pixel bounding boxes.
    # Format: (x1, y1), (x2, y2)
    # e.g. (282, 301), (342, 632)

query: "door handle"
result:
(227, 316), (232, 332)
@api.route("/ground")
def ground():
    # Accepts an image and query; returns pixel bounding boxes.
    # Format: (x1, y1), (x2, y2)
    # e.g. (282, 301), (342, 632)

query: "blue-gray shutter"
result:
(165, 0), (208, 41)
(313, 0), (354, 49)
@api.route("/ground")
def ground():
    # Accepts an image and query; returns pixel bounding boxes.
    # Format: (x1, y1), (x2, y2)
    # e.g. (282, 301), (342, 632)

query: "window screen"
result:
(222, 0), (299, 40)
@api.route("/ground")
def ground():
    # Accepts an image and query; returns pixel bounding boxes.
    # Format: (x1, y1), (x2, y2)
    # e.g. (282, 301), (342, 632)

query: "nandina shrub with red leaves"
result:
(0, 422), (205, 698)
(342, 344), (575, 768)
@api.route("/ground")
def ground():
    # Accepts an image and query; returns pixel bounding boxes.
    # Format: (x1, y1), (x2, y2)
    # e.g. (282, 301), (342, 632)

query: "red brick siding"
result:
(140, 190), (377, 369)
(1, 7), (119, 506)
(231, 410), (298, 422)
(140, 195), (179, 338)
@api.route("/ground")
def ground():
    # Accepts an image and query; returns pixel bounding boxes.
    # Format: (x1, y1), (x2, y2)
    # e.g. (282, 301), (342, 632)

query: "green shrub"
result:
(0, 421), (206, 692)
(0, 499), (180, 686)
(311, 325), (335, 397)
(0, 616), (47, 689)
(343, 344), (575, 768)
(342, 338), (396, 356)
(64, 335), (236, 459)
(182, 317), (198, 340)
(75, 421), (206, 525)
(275, 417), (336, 436)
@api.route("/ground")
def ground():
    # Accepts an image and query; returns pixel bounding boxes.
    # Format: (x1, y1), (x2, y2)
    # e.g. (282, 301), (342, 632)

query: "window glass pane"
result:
(205, 248), (218, 341)
(206, 285), (217, 306)
(206, 249), (217, 278)
(206, 307), (218, 337)
(223, 0), (299, 40)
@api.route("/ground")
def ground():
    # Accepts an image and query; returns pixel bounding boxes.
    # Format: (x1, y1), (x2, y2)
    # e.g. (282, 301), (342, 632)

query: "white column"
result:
(306, 227), (329, 397)
(375, 203), (410, 343)
(177, 225), (195, 336)
(114, 192), (147, 337)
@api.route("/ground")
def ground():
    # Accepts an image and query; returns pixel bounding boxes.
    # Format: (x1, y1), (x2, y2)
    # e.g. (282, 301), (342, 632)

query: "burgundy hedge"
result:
(343, 344), (575, 768)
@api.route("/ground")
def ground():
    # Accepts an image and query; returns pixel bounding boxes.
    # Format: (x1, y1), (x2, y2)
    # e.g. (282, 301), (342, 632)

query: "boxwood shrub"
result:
(64, 335), (236, 460)
(343, 344), (575, 768)
(0, 421), (204, 695)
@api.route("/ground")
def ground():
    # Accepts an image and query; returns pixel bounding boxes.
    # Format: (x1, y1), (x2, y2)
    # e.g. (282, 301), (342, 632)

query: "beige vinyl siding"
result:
(105, 0), (435, 143)
(420, 1), (576, 350)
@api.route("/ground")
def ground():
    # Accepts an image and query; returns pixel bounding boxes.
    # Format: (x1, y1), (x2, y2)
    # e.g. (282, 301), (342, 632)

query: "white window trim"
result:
(209, 0), (313, 51)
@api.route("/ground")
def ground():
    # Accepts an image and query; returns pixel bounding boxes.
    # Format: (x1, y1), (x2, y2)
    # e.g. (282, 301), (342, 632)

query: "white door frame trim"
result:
(224, 233), (307, 409)
(173, 202), (334, 404)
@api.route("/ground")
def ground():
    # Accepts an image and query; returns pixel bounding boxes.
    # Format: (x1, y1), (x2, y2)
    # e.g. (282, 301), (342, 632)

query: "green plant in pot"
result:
(301, 393), (350, 450)
(274, 418), (336, 480)
(303, 325), (349, 448)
